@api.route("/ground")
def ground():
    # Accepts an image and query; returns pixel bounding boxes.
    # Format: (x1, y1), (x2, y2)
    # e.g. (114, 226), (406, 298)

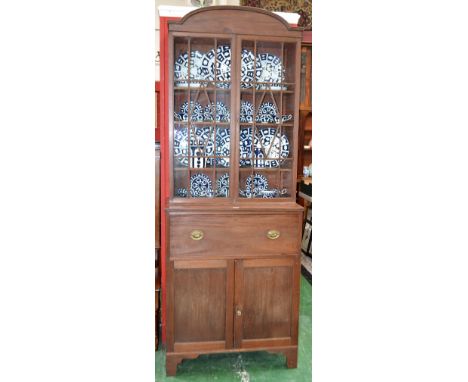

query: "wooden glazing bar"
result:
(187, 38), (192, 198)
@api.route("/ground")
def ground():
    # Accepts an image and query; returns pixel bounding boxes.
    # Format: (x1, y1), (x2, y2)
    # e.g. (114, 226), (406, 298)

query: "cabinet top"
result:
(158, 5), (300, 26)
(167, 6), (303, 37)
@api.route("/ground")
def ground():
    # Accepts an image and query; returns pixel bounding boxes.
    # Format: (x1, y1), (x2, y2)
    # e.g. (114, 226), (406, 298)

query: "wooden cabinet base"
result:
(165, 346), (298, 376)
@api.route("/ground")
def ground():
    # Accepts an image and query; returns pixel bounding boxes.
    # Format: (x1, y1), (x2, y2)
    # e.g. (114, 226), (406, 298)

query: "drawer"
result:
(169, 213), (301, 258)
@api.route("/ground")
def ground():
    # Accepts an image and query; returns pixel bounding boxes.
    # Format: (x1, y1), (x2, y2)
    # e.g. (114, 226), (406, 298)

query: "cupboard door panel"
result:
(171, 259), (234, 348)
(234, 257), (299, 348)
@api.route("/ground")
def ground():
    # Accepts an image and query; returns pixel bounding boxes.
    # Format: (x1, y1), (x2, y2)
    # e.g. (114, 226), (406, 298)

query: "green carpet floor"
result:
(155, 275), (312, 381)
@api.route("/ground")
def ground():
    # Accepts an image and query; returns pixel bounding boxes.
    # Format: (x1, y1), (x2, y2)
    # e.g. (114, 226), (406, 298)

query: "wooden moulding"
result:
(168, 6), (303, 36)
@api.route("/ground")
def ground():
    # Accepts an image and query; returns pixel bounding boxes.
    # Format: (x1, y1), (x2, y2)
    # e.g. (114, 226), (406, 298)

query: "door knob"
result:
(236, 308), (242, 316)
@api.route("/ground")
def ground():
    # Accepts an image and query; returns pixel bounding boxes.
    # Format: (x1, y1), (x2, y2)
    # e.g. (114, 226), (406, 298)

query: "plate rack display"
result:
(170, 33), (299, 200)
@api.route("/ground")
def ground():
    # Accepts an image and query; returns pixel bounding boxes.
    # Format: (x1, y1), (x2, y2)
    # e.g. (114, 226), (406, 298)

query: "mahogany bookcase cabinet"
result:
(165, 6), (303, 376)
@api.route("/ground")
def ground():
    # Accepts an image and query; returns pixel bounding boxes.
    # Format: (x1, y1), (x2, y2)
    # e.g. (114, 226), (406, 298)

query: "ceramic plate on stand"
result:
(190, 173), (213, 197)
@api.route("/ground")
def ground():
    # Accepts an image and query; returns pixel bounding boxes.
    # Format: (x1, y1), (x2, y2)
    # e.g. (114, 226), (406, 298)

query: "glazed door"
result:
(236, 36), (300, 201)
(167, 259), (234, 352)
(233, 256), (300, 349)
(170, 33), (238, 200)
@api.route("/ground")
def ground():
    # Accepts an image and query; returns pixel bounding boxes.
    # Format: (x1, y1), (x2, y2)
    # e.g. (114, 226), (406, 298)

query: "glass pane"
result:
(174, 169), (189, 198)
(282, 42), (296, 85)
(173, 37), (233, 199)
(189, 37), (215, 88)
(239, 170), (287, 199)
(256, 41), (284, 90)
(214, 170), (230, 198)
(174, 37), (190, 88)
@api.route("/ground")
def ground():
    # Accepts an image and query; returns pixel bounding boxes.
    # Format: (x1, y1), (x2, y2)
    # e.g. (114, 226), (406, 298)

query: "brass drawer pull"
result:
(190, 230), (204, 241)
(267, 230), (280, 240)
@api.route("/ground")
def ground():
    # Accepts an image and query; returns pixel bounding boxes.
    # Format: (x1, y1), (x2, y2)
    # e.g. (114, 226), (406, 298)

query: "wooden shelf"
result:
(239, 167), (292, 172)
(173, 167), (230, 171)
(174, 121), (231, 126)
(241, 89), (294, 94)
(174, 86), (231, 92)
(239, 123), (294, 127)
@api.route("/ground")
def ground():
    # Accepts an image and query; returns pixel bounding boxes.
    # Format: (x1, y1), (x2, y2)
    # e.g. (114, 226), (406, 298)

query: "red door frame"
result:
(158, 16), (179, 344)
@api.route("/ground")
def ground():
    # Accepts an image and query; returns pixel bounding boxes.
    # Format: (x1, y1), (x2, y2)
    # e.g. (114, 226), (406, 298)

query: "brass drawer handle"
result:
(267, 230), (280, 240)
(190, 230), (204, 241)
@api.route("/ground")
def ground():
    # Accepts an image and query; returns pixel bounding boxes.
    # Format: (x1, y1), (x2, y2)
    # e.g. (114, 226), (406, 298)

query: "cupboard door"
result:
(168, 259), (234, 352)
(234, 256), (300, 349)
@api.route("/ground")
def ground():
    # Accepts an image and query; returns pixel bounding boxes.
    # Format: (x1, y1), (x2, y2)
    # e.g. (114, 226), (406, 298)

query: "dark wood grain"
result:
(240, 257), (294, 341)
(173, 260), (228, 343)
(169, 6), (302, 37)
(169, 213), (301, 258)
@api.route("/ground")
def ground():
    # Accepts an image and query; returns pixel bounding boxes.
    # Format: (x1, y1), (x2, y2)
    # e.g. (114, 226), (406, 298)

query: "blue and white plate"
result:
(190, 173), (213, 197)
(174, 126), (215, 167)
(176, 101), (204, 122)
(238, 127), (289, 168)
(241, 49), (262, 88)
(216, 173), (229, 197)
(256, 102), (278, 123)
(239, 127), (254, 166)
(201, 45), (231, 88)
(256, 53), (285, 89)
(240, 173), (269, 198)
(214, 128), (230, 167)
(203, 101), (230, 122)
(254, 127), (289, 168)
(240, 101), (254, 123)
(175, 188), (188, 198)
(174, 50), (205, 87)
(255, 102), (292, 124)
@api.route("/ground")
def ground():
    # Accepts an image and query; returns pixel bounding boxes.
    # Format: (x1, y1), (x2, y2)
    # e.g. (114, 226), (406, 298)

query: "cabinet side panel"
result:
(174, 268), (227, 342)
(242, 265), (293, 339)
